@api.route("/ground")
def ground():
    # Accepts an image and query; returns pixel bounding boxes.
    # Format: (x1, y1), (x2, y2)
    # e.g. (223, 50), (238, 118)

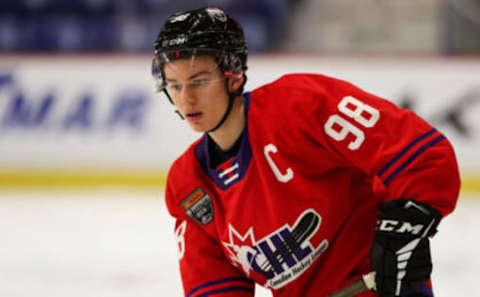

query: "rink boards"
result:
(0, 54), (479, 193)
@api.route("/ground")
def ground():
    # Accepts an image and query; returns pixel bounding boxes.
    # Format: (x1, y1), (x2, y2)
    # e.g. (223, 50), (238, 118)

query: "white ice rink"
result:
(0, 190), (478, 297)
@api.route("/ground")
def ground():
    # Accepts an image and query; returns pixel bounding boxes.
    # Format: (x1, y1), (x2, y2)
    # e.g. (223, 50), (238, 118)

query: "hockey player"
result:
(152, 7), (460, 297)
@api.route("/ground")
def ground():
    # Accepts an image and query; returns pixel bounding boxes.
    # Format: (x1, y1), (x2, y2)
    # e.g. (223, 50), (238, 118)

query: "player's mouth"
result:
(186, 112), (203, 122)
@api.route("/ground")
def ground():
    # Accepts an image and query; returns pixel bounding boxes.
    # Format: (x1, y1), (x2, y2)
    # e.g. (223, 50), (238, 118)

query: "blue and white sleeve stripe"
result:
(186, 276), (254, 297)
(377, 128), (446, 185)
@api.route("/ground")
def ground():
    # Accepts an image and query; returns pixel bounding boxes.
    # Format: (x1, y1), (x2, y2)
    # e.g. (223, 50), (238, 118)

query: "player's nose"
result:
(179, 85), (196, 105)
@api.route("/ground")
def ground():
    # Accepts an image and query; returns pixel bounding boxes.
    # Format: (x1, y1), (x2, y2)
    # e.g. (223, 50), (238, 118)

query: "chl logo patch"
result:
(222, 209), (329, 289)
(181, 187), (214, 225)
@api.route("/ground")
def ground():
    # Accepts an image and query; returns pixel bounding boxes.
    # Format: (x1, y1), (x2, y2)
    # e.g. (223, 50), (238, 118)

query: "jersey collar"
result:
(194, 93), (253, 190)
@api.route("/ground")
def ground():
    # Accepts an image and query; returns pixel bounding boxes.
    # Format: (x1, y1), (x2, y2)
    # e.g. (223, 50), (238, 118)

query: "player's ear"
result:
(228, 72), (244, 93)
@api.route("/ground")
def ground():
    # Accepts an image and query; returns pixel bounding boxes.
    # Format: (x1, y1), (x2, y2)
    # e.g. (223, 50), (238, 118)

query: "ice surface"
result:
(0, 190), (477, 297)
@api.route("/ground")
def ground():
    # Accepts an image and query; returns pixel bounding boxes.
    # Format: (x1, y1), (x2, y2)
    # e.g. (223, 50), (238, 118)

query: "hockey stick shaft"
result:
(328, 272), (376, 297)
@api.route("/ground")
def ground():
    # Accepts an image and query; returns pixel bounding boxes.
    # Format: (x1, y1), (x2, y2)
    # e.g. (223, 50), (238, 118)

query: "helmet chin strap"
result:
(162, 89), (186, 120)
(208, 93), (236, 133)
(174, 110), (184, 120)
(208, 78), (238, 133)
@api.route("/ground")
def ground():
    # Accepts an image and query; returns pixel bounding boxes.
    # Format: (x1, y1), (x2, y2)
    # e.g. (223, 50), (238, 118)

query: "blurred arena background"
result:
(0, 0), (479, 296)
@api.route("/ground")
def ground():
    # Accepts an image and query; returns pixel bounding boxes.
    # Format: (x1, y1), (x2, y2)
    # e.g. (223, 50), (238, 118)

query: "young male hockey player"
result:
(152, 7), (460, 297)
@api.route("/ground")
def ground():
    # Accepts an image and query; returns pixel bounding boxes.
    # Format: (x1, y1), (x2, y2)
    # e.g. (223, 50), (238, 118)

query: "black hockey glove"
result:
(369, 199), (442, 297)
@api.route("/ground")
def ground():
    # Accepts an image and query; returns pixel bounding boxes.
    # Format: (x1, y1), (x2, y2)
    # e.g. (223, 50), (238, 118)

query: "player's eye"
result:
(190, 79), (208, 87)
(167, 83), (182, 91)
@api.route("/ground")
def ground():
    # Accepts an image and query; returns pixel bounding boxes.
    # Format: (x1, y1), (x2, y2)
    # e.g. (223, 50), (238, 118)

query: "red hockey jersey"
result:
(165, 74), (460, 297)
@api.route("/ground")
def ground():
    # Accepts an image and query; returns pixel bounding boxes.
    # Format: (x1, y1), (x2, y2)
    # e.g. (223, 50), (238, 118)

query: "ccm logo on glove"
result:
(376, 220), (425, 235)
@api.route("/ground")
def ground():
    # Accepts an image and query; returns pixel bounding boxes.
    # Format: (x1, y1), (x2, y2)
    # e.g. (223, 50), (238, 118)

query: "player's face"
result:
(163, 56), (229, 132)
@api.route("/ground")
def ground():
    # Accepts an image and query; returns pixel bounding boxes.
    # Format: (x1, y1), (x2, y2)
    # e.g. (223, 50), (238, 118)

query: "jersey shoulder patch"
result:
(180, 187), (214, 225)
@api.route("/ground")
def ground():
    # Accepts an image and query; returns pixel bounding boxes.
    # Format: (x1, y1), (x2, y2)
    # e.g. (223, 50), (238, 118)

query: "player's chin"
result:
(187, 122), (209, 133)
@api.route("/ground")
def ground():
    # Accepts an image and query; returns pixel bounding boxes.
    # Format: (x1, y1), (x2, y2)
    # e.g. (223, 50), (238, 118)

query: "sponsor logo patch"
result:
(181, 187), (214, 225)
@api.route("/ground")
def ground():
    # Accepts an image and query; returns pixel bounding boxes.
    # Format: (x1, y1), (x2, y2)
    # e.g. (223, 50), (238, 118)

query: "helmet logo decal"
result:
(165, 36), (187, 47)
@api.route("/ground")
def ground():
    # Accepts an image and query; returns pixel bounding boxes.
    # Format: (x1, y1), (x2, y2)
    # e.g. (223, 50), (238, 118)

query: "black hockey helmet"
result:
(153, 7), (247, 71)
(152, 7), (248, 132)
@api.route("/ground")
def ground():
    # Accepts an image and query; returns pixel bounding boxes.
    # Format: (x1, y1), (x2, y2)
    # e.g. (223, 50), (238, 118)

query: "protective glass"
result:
(151, 48), (243, 94)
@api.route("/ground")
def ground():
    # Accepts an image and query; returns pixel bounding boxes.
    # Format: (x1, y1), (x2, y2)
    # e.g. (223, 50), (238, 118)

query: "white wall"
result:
(1, 54), (479, 174)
